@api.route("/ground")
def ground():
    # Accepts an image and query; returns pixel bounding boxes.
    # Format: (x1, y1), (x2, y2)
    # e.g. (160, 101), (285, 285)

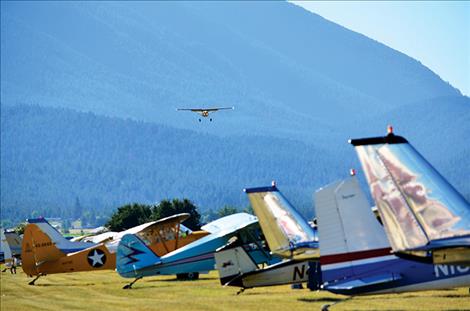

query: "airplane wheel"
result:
(176, 272), (199, 280)
(123, 284), (132, 289)
(176, 273), (188, 280)
(321, 304), (330, 311)
(187, 272), (199, 280)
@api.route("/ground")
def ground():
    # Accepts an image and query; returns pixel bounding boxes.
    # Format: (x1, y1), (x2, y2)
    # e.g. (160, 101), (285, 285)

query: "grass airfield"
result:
(1, 268), (469, 311)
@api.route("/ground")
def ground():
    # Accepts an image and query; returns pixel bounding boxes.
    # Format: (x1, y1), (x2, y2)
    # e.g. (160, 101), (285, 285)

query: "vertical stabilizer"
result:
(117, 234), (161, 278)
(215, 243), (258, 286)
(350, 132), (470, 252)
(1, 230), (13, 267)
(244, 185), (318, 259)
(315, 177), (391, 280)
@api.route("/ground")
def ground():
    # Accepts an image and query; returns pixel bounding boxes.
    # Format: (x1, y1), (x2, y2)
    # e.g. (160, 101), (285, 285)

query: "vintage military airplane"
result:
(349, 127), (470, 265)
(214, 182), (319, 293)
(22, 214), (209, 285)
(116, 213), (276, 289)
(176, 106), (234, 122)
(314, 175), (470, 310)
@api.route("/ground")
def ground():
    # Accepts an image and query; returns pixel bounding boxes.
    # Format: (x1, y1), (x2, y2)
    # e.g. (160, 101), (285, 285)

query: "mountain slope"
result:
(1, 104), (341, 222)
(0, 1), (461, 143)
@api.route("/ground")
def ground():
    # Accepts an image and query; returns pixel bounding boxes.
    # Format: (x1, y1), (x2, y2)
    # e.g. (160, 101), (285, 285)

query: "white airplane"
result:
(314, 174), (470, 310)
(176, 106), (234, 122)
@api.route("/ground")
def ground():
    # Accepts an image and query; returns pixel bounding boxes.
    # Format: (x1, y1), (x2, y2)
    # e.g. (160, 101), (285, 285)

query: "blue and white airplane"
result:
(314, 174), (470, 304)
(116, 213), (275, 289)
(349, 127), (470, 265)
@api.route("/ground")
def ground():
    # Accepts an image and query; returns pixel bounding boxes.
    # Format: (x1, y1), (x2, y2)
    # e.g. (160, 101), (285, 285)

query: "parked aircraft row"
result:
(4, 128), (469, 309)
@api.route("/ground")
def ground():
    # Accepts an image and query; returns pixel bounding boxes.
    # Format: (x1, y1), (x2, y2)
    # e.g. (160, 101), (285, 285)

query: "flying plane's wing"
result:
(349, 128), (470, 262)
(176, 107), (234, 112)
(244, 184), (318, 259)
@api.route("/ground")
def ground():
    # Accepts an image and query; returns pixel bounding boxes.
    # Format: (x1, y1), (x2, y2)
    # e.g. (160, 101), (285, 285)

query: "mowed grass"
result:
(1, 267), (469, 311)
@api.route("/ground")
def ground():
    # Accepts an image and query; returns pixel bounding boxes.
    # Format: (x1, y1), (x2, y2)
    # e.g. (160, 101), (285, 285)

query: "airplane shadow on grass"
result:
(298, 297), (343, 303)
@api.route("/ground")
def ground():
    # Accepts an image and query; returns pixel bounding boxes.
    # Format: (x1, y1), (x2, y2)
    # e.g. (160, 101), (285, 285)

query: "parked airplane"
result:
(116, 213), (275, 289)
(3, 230), (22, 258)
(215, 183), (319, 293)
(22, 214), (208, 285)
(314, 175), (470, 309)
(176, 106), (234, 122)
(349, 127), (470, 265)
(1, 230), (13, 268)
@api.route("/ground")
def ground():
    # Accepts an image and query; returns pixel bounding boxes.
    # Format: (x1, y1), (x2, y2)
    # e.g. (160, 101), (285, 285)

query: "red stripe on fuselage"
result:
(320, 248), (392, 265)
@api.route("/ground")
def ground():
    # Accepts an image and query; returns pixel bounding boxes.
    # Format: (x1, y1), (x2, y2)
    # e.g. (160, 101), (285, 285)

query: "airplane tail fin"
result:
(214, 238), (258, 286)
(1, 230), (13, 266)
(116, 234), (161, 278)
(244, 184), (318, 259)
(21, 218), (94, 276)
(314, 176), (391, 282)
(349, 130), (470, 253)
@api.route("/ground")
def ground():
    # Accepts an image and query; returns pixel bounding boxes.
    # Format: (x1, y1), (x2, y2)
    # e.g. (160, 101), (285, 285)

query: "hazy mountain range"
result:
(1, 1), (468, 225)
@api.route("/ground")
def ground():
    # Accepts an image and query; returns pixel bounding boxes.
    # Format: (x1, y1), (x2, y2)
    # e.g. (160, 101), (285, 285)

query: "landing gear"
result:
(209, 118), (212, 122)
(123, 277), (142, 289)
(28, 275), (42, 285)
(236, 287), (245, 295)
(321, 296), (353, 310)
(176, 272), (199, 281)
(198, 119), (202, 122)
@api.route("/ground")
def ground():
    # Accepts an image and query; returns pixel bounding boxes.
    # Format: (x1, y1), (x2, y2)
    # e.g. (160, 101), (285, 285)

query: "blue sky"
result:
(293, 1), (469, 96)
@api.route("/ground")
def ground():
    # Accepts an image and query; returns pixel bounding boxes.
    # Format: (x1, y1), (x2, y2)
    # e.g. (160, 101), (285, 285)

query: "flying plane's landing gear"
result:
(28, 275), (42, 285)
(198, 119), (202, 122)
(236, 287), (245, 295)
(209, 118), (212, 122)
(123, 277), (142, 289)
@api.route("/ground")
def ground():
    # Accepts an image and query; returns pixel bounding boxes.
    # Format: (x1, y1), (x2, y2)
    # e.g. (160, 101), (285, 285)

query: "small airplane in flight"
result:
(176, 106), (234, 122)
(314, 174), (470, 310)
(349, 127), (470, 266)
(215, 182), (319, 293)
(21, 214), (209, 285)
(116, 213), (276, 289)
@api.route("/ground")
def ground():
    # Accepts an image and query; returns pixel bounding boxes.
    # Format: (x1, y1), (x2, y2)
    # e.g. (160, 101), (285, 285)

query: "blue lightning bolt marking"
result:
(122, 244), (145, 265)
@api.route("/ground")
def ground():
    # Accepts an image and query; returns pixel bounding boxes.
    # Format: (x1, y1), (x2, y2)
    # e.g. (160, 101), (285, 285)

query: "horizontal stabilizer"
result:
(324, 273), (402, 295)
(117, 234), (161, 278)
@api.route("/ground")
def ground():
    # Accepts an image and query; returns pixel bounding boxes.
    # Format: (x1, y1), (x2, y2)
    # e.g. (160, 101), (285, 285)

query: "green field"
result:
(1, 267), (469, 311)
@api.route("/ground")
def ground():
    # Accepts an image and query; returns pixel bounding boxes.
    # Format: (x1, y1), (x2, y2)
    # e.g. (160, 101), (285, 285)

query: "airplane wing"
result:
(349, 129), (470, 257)
(116, 213), (190, 238)
(244, 185), (318, 259)
(207, 107), (234, 111)
(323, 273), (402, 296)
(176, 107), (234, 112)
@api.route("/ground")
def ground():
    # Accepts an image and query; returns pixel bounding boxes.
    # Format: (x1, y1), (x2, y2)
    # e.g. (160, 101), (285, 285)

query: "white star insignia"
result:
(88, 249), (105, 267)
